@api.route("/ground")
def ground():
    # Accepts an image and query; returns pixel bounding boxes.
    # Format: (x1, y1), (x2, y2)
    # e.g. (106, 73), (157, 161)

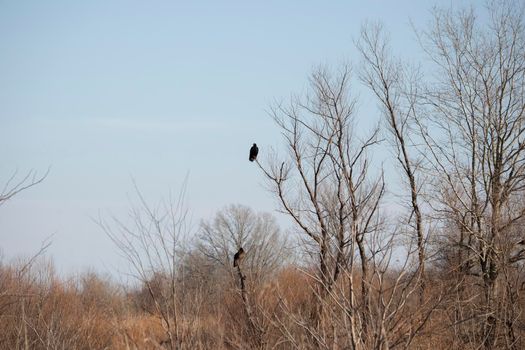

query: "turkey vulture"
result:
(233, 247), (245, 267)
(249, 143), (258, 162)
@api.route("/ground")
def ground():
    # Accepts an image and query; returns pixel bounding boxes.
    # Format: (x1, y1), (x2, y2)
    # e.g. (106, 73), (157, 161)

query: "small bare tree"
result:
(199, 204), (287, 283)
(0, 167), (50, 348)
(97, 180), (191, 349)
(198, 204), (288, 348)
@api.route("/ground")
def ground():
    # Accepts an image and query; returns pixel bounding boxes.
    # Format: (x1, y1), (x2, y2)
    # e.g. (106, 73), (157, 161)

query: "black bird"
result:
(233, 247), (245, 267)
(249, 143), (259, 162)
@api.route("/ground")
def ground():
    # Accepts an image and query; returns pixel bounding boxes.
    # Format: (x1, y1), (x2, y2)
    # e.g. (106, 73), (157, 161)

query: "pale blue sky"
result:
(0, 0), (477, 275)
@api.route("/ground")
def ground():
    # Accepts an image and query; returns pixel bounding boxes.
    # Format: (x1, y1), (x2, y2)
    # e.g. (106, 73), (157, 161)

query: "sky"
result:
(0, 0), (479, 276)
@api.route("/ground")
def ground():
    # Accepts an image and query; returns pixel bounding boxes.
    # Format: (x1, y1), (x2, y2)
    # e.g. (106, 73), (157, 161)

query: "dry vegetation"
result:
(2, 1), (525, 349)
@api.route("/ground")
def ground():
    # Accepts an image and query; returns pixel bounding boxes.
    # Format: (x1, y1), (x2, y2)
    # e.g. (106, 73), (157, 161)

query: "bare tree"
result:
(0, 168), (49, 207)
(97, 179), (191, 349)
(407, 1), (525, 348)
(199, 204), (287, 283)
(357, 22), (428, 300)
(198, 204), (288, 348)
(256, 64), (390, 347)
(0, 167), (51, 348)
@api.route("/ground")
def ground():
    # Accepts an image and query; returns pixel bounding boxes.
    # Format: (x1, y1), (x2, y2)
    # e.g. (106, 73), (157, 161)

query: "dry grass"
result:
(1, 256), (524, 349)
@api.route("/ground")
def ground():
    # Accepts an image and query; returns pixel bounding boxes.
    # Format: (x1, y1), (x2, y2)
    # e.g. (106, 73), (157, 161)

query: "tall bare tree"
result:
(357, 23), (428, 301)
(408, 1), (525, 348)
(256, 64), (388, 347)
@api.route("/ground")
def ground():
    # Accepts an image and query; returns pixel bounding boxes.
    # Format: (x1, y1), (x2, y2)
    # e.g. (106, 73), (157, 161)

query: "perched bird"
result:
(249, 143), (259, 162)
(233, 247), (245, 267)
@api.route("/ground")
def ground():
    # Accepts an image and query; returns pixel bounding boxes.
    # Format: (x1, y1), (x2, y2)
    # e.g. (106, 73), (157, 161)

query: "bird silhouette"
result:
(249, 143), (258, 162)
(233, 247), (245, 267)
